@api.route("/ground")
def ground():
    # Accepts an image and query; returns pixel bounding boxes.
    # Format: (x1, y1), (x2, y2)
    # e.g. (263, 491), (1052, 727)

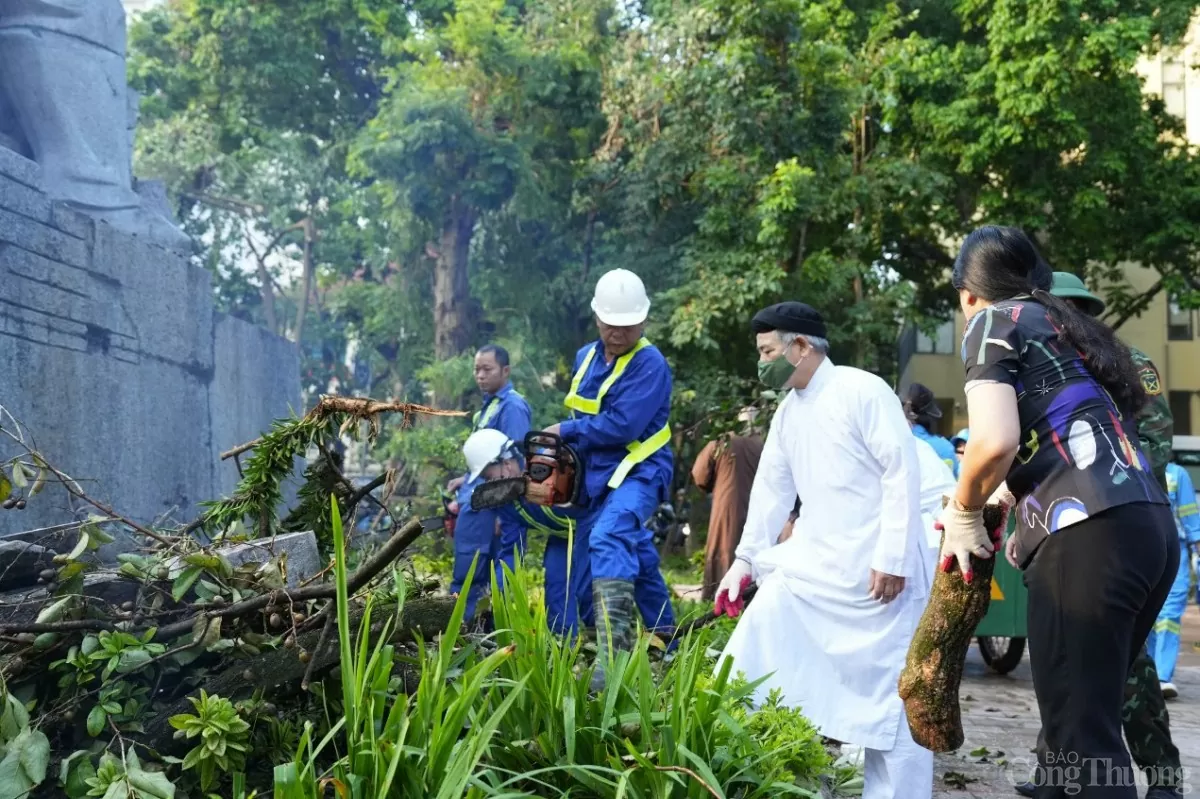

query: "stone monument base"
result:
(0, 147), (300, 536)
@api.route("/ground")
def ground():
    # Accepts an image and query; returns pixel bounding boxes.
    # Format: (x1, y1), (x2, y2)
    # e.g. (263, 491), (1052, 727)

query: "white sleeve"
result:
(733, 404), (794, 575)
(859, 382), (923, 578)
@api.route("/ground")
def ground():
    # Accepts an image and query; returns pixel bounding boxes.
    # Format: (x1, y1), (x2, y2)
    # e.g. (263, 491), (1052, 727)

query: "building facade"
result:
(898, 24), (1200, 438)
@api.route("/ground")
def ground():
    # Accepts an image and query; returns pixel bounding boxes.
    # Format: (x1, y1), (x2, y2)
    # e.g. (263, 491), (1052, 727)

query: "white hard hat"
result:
(591, 268), (650, 327)
(463, 429), (515, 482)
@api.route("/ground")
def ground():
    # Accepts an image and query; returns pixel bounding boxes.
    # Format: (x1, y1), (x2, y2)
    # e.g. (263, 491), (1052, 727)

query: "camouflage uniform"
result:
(1130, 347), (1173, 493)
(1123, 347), (1181, 790)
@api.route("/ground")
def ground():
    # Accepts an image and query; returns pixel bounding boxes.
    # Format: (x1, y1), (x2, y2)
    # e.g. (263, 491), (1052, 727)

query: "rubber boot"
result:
(589, 578), (636, 692)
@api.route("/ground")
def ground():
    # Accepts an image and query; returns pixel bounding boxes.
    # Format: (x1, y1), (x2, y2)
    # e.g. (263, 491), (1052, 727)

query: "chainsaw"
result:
(470, 432), (582, 510)
(420, 489), (458, 535)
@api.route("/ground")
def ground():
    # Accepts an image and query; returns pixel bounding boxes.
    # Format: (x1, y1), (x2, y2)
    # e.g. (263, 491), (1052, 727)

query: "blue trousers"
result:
(543, 535), (578, 636)
(569, 478), (676, 636)
(450, 506), (526, 618)
(1146, 541), (1192, 683)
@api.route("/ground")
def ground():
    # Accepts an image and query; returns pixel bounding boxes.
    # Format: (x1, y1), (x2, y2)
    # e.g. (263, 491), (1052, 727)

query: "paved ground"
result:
(674, 583), (1200, 797)
(932, 604), (1200, 798)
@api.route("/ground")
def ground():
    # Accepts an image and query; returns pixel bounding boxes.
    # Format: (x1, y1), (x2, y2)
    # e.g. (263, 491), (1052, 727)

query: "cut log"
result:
(898, 504), (1006, 752)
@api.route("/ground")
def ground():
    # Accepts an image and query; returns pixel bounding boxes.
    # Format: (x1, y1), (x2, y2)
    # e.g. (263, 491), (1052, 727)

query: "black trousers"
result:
(1024, 502), (1178, 799)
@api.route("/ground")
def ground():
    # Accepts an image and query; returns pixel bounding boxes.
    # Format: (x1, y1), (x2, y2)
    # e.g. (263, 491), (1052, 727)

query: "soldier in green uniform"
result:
(1013, 273), (1181, 798)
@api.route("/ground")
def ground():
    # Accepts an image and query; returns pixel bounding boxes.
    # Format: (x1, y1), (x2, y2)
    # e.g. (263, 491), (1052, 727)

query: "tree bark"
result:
(898, 504), (1006, 752)
(293, 217), (315, 345)
(433, 198), (477, 362)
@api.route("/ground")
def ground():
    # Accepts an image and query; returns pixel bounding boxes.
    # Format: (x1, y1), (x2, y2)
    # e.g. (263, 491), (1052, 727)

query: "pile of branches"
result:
(0, 396), (466, 772)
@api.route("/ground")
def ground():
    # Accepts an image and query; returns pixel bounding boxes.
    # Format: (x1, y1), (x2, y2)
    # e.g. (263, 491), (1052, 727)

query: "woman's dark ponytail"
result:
(953, 226), (1148, 415)
(1030, 288), (1147, 414)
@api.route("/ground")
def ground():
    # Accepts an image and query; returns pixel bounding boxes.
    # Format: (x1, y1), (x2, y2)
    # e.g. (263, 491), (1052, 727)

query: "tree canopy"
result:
(130, 0), (1200, 487)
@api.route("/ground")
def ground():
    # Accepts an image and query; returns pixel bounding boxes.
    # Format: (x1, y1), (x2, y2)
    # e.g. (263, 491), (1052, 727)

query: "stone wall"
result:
(0, 147), (300, 536)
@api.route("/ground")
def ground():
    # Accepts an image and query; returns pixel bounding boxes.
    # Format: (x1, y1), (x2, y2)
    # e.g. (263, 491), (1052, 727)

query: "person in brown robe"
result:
(692, 432), (764, 600)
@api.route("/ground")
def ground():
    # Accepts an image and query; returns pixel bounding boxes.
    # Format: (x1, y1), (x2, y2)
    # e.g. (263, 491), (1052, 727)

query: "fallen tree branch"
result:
(0, 424), (172, 546)
(152, 517), (426, 641)
(220, 396), (467, 460)
(898, 504), (1006, 752)
(142, 596), (458, 751)
(0, 619), (116, 635)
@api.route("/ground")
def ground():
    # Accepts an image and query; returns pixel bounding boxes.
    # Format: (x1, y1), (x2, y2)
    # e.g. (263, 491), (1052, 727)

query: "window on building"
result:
(1162, 56), (1188, 121)
(915, 320), (955, 354)
(1169, 391), (1193, 436)
(1168, 296), (1194, 341)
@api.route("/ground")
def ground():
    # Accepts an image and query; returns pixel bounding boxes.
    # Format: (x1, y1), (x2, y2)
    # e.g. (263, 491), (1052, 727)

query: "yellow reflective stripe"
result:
(514, 504), (564, 537)
(1179, 503), (1198, 518)
(563, 339), (650, 417)
(473, 399), (501, 431)
(516, 503), (571, 535)
(1154, 619), (1182, 635)
(608, 422), (672, 489)
(540, 507), (572, 528)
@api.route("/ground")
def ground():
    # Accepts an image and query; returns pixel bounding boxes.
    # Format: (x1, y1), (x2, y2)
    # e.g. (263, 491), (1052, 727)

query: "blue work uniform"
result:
(450, 382), (533, 616)
(912, 424), (959, 477)
(497, 499), (676, 640)
(1146, 462), (1200, 683)
(496, 501), (582, 635)
(557, 338), (676, 635)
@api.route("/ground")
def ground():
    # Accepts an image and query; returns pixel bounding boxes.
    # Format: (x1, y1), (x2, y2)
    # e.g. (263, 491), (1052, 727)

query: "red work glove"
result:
(713, 559), (754, 618)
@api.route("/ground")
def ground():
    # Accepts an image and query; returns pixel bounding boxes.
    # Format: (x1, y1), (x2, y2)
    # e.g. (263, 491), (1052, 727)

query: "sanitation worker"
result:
(445, 345), (532, 611)
(449, 429), (524, 618)
(1148, 458), (1200, 699)
(544, 268), (677, 689)
(714, 301), (933, 799)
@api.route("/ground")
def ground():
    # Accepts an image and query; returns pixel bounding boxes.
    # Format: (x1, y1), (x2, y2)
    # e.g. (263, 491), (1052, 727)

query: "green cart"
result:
(971, 513), (1028, 673)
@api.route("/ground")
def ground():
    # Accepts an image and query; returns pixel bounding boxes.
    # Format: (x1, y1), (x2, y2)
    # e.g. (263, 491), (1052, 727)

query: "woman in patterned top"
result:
(939, 226), (1177, 798)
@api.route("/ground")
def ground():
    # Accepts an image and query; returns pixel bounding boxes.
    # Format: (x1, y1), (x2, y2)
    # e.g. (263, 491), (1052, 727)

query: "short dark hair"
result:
(476, 344), (510, 368)
(903, 383), (941, 430)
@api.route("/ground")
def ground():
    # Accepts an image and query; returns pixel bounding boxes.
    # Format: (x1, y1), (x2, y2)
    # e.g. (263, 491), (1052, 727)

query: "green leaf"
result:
(88, 526), (114, 546)
(115, 648), (153, 675)
(10, 463), (27, 490)
(0, 473), (11, 501)
(125, 762), (175, 799)
(0, 728), (50, 798)
(182, 553), (221, 570)
(171, 567), (203, 602)
(86, 705), (107, 737)
(35, 596), (73, 624)
(0, 693), (29, 740)
(64, 532), (91, 562)
(59, 750), (95, 799)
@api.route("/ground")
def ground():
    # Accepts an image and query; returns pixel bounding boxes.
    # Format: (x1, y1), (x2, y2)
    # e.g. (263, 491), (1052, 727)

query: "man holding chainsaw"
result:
(543, 268), (677, 690)
(714, 301), (933, 799)
(462, 429), (675, 638)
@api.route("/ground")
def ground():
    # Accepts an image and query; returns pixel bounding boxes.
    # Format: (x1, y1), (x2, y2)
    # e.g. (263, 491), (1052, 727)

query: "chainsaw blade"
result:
(470, 477), (526, 509)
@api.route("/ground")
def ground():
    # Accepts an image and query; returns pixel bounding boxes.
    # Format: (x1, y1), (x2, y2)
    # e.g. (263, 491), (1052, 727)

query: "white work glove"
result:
(713, 558), (754, 619)
(988, 481), (1016, 508)
(987, 482), (1020, 568)
(934, 501), (996, 584)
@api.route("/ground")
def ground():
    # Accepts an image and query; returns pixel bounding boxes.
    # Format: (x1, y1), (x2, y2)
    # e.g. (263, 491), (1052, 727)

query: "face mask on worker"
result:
(757, 344), (804, 389)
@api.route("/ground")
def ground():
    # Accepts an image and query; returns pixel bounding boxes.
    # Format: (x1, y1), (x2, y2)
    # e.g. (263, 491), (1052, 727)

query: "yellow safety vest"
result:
(563, 338), (671, 489)
(471, 399), (500, 431)
(514, 504), (572, 538)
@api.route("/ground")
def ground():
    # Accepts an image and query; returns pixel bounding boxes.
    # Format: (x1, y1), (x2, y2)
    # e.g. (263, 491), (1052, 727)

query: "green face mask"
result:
(757, 351), (799, 389)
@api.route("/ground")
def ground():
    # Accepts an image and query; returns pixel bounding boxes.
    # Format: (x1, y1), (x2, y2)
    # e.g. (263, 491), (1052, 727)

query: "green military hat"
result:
(1050, 271), (1105, 317)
